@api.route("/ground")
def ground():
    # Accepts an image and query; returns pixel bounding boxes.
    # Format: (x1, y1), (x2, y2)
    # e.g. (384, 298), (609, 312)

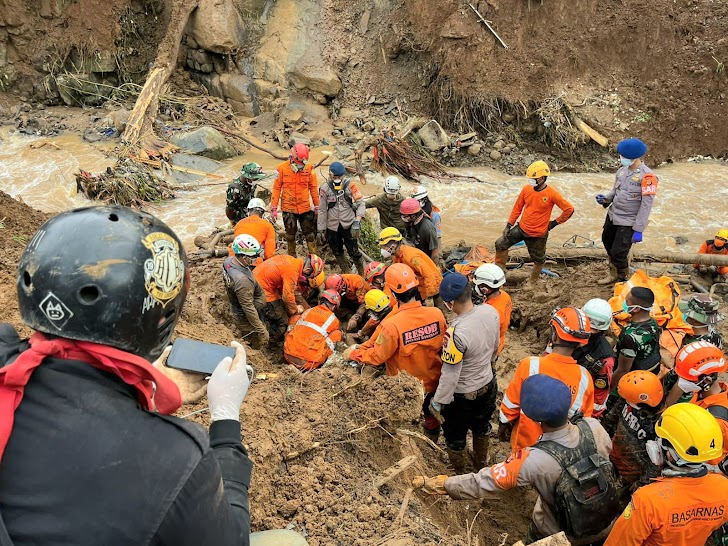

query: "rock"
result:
(493, 139), (505, 150)
(334, 145), (354, 158)
(170, 127), (237, 160)
(501, 146), (512, 154)
(467, 143), (482, 156)
(108, 109), (130, 133)
(82, 129), (102, 143)
(417, 120), (449, 151)
(186, 36), (198, 50)
(69, 49), (117, 73)
(502, 112), (516, 123)
(440, 11), (473, 39)
(288, 132), (311, 146)
(522, 122), (538, 134)
(190, 72), (224, 99)
(228, 99), (258, 117)
(220, 73), (253, 103)
(672, 235), (689, 245)
(188, 0), (246, 54)
(169, 153), (224, 185)
(490, 150), (502, 160)
(287, 64), (342, 98)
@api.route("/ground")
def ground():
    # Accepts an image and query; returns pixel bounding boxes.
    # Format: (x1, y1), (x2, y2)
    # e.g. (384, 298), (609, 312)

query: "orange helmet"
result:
(324, 274), (347, 295)
(303, 254), (324, 278)
(290, 143), (309, 165)
(385, 263), (419, 293)
(319, 289), (341, 310)
(618, 371), (664, 407)
(675, 341), (727, 381)
(550, 307), (591, 345)
(364, 261), (387, 283)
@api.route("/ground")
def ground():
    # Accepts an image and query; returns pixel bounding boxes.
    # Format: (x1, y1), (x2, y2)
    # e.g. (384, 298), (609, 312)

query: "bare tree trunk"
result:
(510, 247), (728, 267)
(122, 0), (199, 146)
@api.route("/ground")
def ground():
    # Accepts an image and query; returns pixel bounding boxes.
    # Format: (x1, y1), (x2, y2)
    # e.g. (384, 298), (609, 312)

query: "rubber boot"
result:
(446, 447), (468, 475)
(617, 268), (629, 282)
(353, 257), (366, 275)
(528, 263), (543, 284)
(472, 434), (489, 471)
(597, 263), (618, 285)
(335, 253), (350, 273)
(495, 249), (509, 272)
(306, 239), (317, 255)
(286, 235), (297, 257)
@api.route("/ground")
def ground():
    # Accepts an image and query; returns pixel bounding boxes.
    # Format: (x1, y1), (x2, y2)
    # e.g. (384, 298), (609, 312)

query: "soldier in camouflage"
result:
(225, 162), (267, 225)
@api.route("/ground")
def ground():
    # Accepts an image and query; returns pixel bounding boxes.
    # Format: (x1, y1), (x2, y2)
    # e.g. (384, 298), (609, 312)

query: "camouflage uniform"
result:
(610, 403), (661, 489)
(226, 179), (258, 224)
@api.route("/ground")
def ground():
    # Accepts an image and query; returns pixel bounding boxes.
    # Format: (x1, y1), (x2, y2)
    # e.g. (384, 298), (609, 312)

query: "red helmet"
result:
(291, 143), (310, 165)
(400, 198), (422, 216)
(364, 261), (387, 283)
(319, 289), (341, 310)
(303, 254), (324, 278)
(550, 307), (591, 345)
(324, 274), (347, 295)
(675, 341), (727, 381)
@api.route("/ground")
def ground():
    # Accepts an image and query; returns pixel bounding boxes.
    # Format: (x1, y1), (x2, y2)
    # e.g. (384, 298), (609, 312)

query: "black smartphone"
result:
(167, 338), (237, 375)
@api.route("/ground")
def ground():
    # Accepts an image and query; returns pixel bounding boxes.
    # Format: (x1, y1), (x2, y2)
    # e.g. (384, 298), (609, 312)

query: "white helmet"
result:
(582, 298), (613, 331)
(247, 197), (266, 212)
(472, 263), (506, 295)
(384, 176), (401, 195)
(231, 234), (262, 257)
(411, 185), (428, 201)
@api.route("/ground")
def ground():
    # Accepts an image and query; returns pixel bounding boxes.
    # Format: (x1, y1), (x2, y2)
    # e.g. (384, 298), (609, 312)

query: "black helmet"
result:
(17, 206), (189, 360)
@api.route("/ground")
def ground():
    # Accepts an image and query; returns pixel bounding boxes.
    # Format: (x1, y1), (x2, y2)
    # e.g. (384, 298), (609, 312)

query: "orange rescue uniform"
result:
(486, 289), (512, 355)
(341, 274), (370, 304)
(605, 473), (728, 546)
(349, 300), (445, 392)
(253, 254), (303, 315)
(507, 185), (574, 237)
(230, 215), (277, 259)
(690, 383), (728, 463)
(272, 161), (319, 214)
(359, 286), (398, 335)
(393, 245), (443, 300)
(284, 304), (343, 371)
(350, 306), (401, 360)
(500, 353), (594, 452)
(695, 240), (728, 275)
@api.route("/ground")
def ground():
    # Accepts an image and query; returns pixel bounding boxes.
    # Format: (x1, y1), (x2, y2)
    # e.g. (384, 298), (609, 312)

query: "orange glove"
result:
(412, 475), (448, 495)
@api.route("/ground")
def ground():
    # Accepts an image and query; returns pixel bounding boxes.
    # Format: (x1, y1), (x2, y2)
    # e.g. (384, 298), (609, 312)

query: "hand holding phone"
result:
(153, 345), (208, 405)
(208, 341), (250, 422)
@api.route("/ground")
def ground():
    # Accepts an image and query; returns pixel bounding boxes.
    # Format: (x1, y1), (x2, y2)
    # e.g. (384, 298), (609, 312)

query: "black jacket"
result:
(0, 325), (252, 545)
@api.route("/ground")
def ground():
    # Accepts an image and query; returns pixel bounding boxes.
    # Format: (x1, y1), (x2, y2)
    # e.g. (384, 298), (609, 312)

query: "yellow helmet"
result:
(655, 403), (723, 463)
(377, 227), (403, 246)
(526, 160), (551, 179)
(364, 289), (390, 313)
(716, 228), (728, 241)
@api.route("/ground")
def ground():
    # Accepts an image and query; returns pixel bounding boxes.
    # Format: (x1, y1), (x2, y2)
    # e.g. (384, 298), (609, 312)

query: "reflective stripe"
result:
(593, 402), (608, 412)
(297, 312), (337, 351)
(569, 367), (590, 416)
(529, 356), (540, 376)
(502, 393), (519, 410)
(499, 410), (510, 423)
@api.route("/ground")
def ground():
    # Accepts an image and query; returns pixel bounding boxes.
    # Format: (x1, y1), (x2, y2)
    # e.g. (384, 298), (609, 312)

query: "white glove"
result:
(208, 341), (250, 422)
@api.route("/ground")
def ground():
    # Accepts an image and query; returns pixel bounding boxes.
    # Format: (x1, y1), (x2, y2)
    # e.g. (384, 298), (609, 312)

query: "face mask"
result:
(646, 440), (663, 467)
(715, 239), (726, 248)
(380, 248), (392, 259)
(385, 193), (397, 200)
(401, 215), (411, 224)
(619, 156), (634, 167)
(622, 301), (631, 314)
(677, 377), (702, 393)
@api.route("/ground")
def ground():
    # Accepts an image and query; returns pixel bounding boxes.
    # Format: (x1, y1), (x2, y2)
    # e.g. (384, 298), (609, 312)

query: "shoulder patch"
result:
(641, 173), (658, 196)
(441, 326), (463, 365)
(623, 500), (634, 520)
(490, 449), (530, 490)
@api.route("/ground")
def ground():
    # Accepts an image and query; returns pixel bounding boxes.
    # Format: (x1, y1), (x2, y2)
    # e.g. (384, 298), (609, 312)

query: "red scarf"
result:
(0, 332), (182, 461)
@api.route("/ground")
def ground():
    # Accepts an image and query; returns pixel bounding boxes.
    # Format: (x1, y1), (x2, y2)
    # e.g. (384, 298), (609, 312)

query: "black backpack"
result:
(536, 417), (621, 539)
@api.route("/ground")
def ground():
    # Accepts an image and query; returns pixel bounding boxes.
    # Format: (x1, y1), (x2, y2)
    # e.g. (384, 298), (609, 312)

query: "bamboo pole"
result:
(510, 247), (728, 267)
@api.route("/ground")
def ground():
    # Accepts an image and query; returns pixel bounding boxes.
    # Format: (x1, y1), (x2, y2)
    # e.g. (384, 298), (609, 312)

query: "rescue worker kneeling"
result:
(323, 273), (370, 332)
(429, 273), (500, 474)
(414, 374), (618, 545)
(345, 289), (396, 362)
(605, 403), (728, 546)
(284, 290), (343, 372)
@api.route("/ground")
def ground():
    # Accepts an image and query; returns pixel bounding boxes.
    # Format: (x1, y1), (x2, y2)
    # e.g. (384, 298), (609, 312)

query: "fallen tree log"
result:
(510, 247), (728, 267)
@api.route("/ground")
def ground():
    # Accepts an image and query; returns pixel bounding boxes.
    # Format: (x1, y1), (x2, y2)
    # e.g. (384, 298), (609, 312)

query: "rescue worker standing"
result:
(271, 144), (319, 257)
(430, 273), (500, 472)
(605, 403), (728, 546)
(341, 263), (446, 440)
(411, 185), (442, 242)
(596, 138), (658, 285)
(471, 263), (512, 355)
(576, 298), (616, 417)
(499, 307), (595, 452)
(223, 235), (269, 348)
(231, 198), (277, 260)
(401, 198), (440, 262)
(695, 228), (728, 280)
(283, 290), (343, 372)
(317, 161), (366, 274)
(414, 374), (615, 545)
(495, 160), (574, 283)
(681, 294), (724, 349)
(0, 206), (253, 544)
(365, 175), (406, 233)
(226, 162), (267, 224)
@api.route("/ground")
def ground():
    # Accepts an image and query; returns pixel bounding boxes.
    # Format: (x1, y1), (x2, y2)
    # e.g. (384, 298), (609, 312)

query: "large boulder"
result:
(287, 64), (342, 98)
(220, 73), (260, 117)
(417, 120), (450, 151)
(187, 0), (246, 54)
(170, 127), (237, 160)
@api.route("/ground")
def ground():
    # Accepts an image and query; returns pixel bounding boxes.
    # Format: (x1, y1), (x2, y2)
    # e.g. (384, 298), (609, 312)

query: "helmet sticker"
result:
(39, 292), (74, 329)
(143, 232), (184, 309)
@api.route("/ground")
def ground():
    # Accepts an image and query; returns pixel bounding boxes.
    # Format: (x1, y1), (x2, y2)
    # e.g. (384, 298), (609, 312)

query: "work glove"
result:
(346, 315), (361, 332)
(317, 231), (326, 246)
(595, 194), (610, 206)
(547, 220), (559, 231)
(632, 231), (643, 243)
(342, 345), (358, 361)
(208, 341), (250, 422)
(153, 346), (208, 404)
(351, 220), (361, 239)
(497, 420), (515, 443)
(412, 475), (448, 495)
(296, 304), (305, 315)
(502, 223), (513, 239)
(429, 399), (445, 424)
(270, 207), (278, 222)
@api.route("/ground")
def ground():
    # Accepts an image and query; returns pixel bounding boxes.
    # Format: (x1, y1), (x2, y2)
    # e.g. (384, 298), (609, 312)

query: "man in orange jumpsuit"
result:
(253, 253), (324, 342)
(695, 228), (728, 279)
(471, 263), (512, 355)
(495, 160), (574, 283)
(270, 143), (319, 257)
(284, 290), (343, 371)
(230, 198), (277, 261)
(606, 403), (728, 546)
(344, 289), (397, 361)
(342, 263), (446, 440)
(323, 273), (370, 332)
(499, 307), (595, 452)
(378, 227), (443, 304)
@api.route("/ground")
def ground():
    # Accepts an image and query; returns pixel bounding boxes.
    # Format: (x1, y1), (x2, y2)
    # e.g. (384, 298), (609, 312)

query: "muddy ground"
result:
(3, 189), (726, 544)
